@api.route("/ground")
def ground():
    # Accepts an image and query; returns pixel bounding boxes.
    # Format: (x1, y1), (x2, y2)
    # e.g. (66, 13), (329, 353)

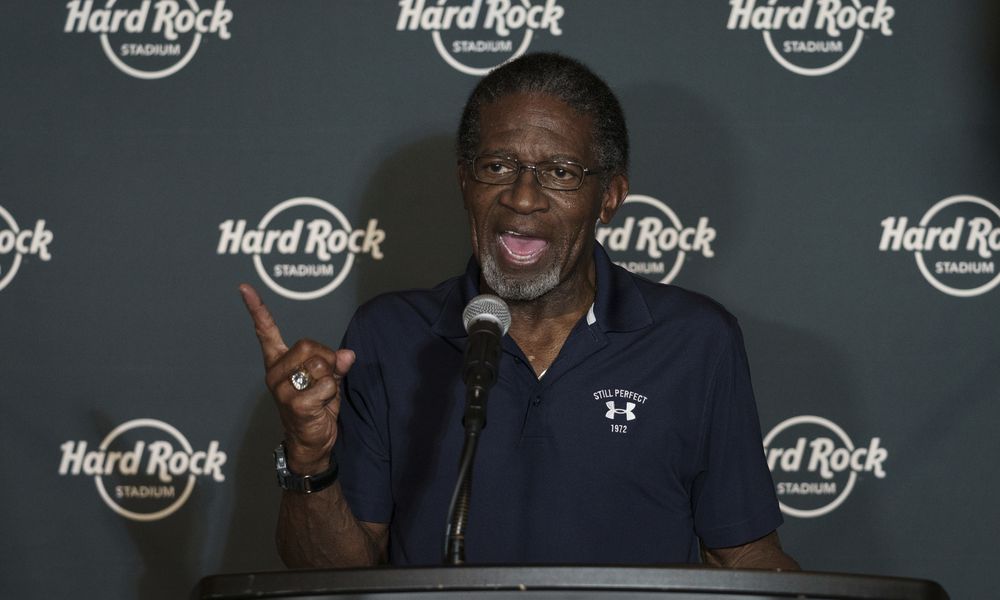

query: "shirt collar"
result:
(432, 256), (481, 338)
(590, 242), (653, 333)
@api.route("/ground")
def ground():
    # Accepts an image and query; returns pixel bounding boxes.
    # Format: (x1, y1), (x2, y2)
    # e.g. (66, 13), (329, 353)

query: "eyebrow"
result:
(479, 149), (584, 163)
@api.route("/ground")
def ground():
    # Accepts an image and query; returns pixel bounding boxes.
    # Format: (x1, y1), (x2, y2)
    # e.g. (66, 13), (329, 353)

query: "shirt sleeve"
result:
(691, 315), (783, 549)
(334, 307), (394, 523)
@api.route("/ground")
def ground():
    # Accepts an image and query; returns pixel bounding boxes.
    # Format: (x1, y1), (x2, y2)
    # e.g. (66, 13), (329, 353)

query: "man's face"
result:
(460, 92), (626, 302)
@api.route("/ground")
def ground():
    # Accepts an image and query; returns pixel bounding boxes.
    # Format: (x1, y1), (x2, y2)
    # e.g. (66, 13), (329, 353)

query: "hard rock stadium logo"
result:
(726, 0), (895, 76)
(63, 0), (234, 79)
(395, 0), (566, 76)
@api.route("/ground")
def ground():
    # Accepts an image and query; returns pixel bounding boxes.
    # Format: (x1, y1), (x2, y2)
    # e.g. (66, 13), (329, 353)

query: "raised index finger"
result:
(239, 283), (288, 367)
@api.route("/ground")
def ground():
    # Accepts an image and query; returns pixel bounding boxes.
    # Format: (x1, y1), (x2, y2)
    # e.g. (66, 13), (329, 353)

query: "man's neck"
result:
(487, 263), (597, 377)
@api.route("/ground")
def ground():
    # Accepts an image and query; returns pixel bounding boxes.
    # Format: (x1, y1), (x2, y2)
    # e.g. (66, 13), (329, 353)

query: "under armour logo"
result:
(605, 401), (637, 421)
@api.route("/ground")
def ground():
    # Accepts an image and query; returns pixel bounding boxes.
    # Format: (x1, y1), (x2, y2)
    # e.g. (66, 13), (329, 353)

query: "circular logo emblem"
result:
(915, 196), (1000, 297)
(595, 194), (716, 284)
(64, 0), (233, 80)
(726, 0), (895, 77)
(218, 197), (386, 301)
(432, 14), (533, 76)
(763, 415), (887, 518)
(253, 198), (356, 301)
(95, 419), (197, 521)
(101, 0), (201, 80)
(395, 0), (565, 76)
(879, 195), (1000, 298)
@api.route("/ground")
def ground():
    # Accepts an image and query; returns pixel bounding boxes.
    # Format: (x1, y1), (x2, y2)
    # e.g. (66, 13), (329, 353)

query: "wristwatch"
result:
(273, 441), (339, 494)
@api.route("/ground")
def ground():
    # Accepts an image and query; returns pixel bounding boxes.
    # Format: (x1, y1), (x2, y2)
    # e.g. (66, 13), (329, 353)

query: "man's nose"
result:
(500, 167), (549, 214)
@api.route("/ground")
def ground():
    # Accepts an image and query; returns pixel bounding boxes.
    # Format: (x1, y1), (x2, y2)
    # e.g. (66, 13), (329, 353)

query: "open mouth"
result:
(498, 231), (548, 265)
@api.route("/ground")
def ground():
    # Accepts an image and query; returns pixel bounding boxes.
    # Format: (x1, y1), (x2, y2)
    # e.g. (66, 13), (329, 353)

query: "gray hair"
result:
(457, 53), (629, 184)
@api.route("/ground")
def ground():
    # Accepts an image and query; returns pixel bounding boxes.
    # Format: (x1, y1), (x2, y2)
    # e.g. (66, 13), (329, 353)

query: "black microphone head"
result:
(462, 294), (512, 336)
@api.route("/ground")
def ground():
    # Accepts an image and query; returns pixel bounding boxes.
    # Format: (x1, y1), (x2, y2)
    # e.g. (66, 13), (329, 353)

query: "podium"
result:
(193, 566), (949, 599)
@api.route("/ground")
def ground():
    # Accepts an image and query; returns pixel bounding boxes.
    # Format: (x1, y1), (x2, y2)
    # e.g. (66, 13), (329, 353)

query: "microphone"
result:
(461, 294), (512, 399)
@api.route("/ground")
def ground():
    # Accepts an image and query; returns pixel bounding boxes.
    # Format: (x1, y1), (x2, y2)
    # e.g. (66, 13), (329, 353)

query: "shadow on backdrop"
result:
(354, 134), (470, 306)
(217, 392), (283, 578)
(616, 81), (745, 297)
(618, 81), (890, 569)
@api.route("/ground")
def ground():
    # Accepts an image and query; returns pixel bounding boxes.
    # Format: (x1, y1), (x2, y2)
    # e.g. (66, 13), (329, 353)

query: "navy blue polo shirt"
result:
(335, 244), (781, 565)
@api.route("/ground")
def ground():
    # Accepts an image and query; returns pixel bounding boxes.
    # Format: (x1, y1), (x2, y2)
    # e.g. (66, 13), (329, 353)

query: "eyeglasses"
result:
(467, 154), (603, 191)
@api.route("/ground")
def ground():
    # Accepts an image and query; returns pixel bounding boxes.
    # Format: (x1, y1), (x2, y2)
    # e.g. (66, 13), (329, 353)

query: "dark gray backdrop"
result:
(2, 2), (997, 598)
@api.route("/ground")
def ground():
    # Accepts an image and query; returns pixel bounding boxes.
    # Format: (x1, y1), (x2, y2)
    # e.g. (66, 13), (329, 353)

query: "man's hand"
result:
(240, 284), (387, 568)
(239, 283), (356, 474)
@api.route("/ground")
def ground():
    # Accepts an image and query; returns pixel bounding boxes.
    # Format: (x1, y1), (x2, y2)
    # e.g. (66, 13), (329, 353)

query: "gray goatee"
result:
(480, 252), (560, 301)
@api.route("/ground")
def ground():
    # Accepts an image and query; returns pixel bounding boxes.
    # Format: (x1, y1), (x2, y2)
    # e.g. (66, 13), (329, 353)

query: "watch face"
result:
(274, 443), (289, 470)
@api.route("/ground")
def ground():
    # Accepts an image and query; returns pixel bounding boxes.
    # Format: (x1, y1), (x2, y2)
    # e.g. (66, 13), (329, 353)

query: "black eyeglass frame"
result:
(465, 154), (605, 191)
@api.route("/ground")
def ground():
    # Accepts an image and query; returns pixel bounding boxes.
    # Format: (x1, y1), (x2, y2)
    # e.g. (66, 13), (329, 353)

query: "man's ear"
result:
(598, 173), (629, 224)
(458, 162), (470, 208)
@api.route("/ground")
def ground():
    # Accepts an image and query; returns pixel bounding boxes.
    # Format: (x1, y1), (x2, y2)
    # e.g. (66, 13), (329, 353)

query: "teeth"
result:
(503, 230), (540, 239)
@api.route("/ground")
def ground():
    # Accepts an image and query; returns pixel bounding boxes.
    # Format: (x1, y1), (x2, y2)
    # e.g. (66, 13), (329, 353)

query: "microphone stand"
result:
(444, 381), (488, 565)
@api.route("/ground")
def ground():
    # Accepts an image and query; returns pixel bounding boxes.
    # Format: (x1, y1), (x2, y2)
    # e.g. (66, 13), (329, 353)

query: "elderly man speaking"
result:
(241, 52), (797, 570)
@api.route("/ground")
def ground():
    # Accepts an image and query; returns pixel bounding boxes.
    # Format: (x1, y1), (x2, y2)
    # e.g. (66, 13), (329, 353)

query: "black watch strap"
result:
(274, 442), (338, 494)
